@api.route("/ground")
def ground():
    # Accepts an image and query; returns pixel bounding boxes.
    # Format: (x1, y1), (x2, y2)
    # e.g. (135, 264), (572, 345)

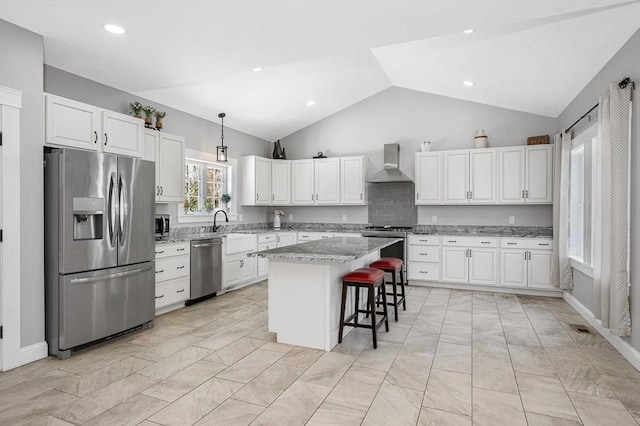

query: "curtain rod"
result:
(563, 77), (634, 134)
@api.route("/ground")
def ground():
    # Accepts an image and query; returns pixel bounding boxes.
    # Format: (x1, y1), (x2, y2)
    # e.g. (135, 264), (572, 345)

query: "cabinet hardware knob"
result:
(94, 131), (98, 144)
(104, 133), (108, 145)
(155, 294), (164, 299)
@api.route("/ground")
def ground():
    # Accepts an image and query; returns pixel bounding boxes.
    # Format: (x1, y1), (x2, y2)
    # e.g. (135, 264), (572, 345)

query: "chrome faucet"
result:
(213, 210), (229, 232)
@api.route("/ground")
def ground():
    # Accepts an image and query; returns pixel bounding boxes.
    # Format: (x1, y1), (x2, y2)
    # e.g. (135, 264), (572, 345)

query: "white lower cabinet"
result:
(441, 237), (498, 285)
(500, 238), (553, 289)
(407, 235), (441, 281)
(222, 234), (258, 289)
(154, 242), (190, 312)
(298, 231), (333, 241)
(257, 232), (297, 278)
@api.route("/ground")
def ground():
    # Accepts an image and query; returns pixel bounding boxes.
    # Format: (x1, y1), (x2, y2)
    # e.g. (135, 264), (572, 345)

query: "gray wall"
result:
(557, 29), (640, 352)
(44, 66), (272, 225)
(280, 86), (557, 226)
(0, 20), (45, 347)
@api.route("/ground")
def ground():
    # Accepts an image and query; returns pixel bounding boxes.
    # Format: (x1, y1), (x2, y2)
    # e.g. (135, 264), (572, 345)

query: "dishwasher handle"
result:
(192, 241), (221, 248)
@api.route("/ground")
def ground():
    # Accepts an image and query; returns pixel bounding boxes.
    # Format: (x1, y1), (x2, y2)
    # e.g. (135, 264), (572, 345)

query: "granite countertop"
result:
(248, 236), (401, 263)
(411, 225), (553, 239)
(155, 233), (223, 244)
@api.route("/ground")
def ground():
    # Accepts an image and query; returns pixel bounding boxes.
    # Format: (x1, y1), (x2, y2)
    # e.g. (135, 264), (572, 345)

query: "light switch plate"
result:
(239, 214), (243, 222)
(288, 214), (293, 221)
(342, 214), (347, 222)
(432, 215), (438, 223)
(509, 216), (516, 224)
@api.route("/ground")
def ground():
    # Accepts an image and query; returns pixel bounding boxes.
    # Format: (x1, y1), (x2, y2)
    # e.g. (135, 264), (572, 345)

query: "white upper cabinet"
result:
(525, 145), (553, 203)
(241, 156), (271, 206)
(314, 158), (340, 204)
(443, 151), (469, 204)
(291, 160), (315, 205)
(469, 149), (497, 204)
(340, 156), (366, 205)
(45, 94), (144, 158)
(157, 133), (185, 203)
(415, 152), (442, 205)
(499, 145), (553, 204)
(271, 160), (291, 205)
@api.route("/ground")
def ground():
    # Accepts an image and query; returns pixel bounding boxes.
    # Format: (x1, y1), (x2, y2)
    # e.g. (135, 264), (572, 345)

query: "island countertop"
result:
(248, 236), (401, 263)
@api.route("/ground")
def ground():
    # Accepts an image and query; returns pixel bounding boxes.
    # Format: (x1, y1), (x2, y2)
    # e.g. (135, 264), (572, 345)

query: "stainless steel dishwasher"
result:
(187, 238), (222, 305)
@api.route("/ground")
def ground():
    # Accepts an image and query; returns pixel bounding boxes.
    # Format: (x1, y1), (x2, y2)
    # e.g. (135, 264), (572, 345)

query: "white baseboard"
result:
(563, 291), (640, 371)
(19, 341), (49, 366)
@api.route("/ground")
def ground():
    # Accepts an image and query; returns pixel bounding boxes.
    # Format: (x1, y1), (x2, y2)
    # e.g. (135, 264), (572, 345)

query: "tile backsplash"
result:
(367, 182), (417, 226)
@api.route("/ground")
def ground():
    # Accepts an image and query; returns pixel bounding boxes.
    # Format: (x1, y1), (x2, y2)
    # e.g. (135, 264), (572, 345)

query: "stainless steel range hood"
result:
(367, 143), (413, 183)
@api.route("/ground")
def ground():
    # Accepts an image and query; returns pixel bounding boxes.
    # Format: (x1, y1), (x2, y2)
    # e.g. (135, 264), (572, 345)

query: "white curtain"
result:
(593, 83), (632, 337)
(552, 132), (574, 289)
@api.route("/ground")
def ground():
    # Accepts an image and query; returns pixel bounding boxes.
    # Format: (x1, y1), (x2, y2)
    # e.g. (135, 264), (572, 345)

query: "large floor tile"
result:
(194, 398), (264, 426)
(137, 346), (213, 380)
(422, 369), (471, 416)
(215, 349), (284, 384)
(232, 362), (305, 406)
(569, 391), (638, 426)
(386, 353), (431, 391)
(325, 365), (386, 412)
(277, 346), (324, 368)
(524, 412), (583, 426)
(417, 407), (471, 426)
(472, 388), (527, 426)
(142, 360), (227, 402)
(0, 390), (77, 425)
(251, 380), (331, 425)
(400, 330), (439, 358)
(472, 354), (518, 394)
(0, 369), (77, 412)
(362, 381), (423, 425)
(432, 342), (471, 374)
(299, 351), (356, 387)
(306, 402), (365, 426)
(508, 344), (555, 377)
(516, 372), (580, 422)
(203, 337), (265, 366)
(353, 341), (401, 372)
(550, 356), (617, 398)
(135, 334), (203, 362)
(82, 394), (167, 426)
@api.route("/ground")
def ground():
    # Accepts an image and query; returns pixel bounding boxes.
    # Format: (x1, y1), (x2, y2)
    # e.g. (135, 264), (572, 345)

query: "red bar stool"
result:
(369, 257), (406, 321)
(339, 267), (389, 349)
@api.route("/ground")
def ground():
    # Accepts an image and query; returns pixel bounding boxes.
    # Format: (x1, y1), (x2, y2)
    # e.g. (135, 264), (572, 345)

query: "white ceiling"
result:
(1, 1), (638, 140)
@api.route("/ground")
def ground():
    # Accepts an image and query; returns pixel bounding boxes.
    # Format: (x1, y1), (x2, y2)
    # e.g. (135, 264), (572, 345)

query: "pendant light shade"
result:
(216, 112), (228, 162)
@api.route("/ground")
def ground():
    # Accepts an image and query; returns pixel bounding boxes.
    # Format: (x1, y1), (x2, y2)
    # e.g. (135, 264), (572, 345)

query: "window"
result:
(183, 159), (228, 216)
(569, 124), (597, 269)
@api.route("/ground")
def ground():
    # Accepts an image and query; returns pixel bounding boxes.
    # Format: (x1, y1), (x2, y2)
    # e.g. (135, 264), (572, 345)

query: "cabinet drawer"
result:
(408, 235), (439, 246)
(408, 262), (440, 281)
(155, 278), (189, 309)
(155, 242), (190, 259)
(501, 238), (553, 250)
(334, 232), (362, 238)
(408, 245), (440, 263)
(442, 237), (497, 248)
(298, 232), (333, 241)
(223, 234), (257, 255)
(155, 255), (190, 283)
(258, 233), (276, 244)
(258, 242), (275, 251)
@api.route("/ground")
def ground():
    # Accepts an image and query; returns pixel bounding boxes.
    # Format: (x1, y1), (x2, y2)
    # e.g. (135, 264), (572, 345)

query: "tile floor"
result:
(1, 282), (639, 425)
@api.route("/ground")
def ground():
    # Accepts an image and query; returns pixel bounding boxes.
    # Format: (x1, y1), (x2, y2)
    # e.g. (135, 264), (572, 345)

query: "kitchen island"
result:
(249, 236), (400, 351)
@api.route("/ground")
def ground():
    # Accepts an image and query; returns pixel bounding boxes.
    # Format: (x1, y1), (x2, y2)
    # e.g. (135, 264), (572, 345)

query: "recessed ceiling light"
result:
(103, 24), (125, 35)
(252, 67), (262, 72)
(463, 81), (474, 87)
(463, 29), (474, 34)
(306, 100), (316, 106)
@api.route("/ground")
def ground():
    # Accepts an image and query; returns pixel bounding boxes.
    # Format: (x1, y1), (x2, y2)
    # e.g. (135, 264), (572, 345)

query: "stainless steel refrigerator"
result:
(44, 148), (155, 359)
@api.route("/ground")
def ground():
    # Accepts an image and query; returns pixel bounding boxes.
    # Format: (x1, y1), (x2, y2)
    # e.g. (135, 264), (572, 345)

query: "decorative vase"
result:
(134, 113), (142, 119)
(281, 148), (287, 159)
(474, 129), (488, 148)
(145, 116), (153, 128)
(273, 140), (283, 159)
(156, 120), (163, 130)
(273, 215), (281, 229)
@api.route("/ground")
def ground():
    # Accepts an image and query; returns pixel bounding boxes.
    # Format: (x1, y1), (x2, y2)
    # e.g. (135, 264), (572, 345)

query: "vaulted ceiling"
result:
(1, 1), (638, 140)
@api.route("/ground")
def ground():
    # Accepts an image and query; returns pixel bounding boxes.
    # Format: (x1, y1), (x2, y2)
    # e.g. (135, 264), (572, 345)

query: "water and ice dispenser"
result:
(72, 197), (104, 240)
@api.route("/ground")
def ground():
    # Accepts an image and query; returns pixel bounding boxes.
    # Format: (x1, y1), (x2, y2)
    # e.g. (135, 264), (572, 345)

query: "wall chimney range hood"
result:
(367, 143), (413, 183)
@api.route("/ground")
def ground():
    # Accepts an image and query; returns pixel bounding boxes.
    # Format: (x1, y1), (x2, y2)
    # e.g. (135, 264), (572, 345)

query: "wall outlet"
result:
(432, 215), (438, 223)
(288, 214), (293, 221)
(509, 216), (516, 224)
(342, 214), (347, 222)
(238, 214), (243, 222)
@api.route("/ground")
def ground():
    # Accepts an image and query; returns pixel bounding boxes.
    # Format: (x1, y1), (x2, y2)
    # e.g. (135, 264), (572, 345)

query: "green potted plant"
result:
(183, 198), (190, 214)
(154, 110), (166, 130)
(204, 199), (214, 212)
(129, 101), (143, 119)
(221, 194), (231, 205)
(141, 105), (155, 128)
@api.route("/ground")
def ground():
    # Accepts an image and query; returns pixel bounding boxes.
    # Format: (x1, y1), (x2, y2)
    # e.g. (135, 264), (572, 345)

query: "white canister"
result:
(273, 215), (281, 230)
(474, 130), (488, 148)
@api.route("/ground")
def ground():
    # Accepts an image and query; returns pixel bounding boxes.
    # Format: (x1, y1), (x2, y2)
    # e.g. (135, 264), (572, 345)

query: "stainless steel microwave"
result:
(155, 214), (170, 239)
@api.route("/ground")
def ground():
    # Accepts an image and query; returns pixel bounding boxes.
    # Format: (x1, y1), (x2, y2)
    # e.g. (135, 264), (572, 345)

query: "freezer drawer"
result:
(58, 262), (154, 351)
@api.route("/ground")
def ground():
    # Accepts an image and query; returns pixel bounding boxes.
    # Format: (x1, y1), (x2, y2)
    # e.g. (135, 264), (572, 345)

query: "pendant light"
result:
(216, 112), (228, 162)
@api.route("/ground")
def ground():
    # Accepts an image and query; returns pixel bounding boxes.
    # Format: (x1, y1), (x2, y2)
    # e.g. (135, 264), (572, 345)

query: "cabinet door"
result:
(45, 94), (100, 150)
(157, 133), (185, 202)
(143, 130), (160, 198)
(469, 150), (497, 204)
(241, 256), (257, 281)
(257, 243), (273, 277)
(528, 250), (553, 288)
(443, 151), (469, 204)
(468, 248), (497, 285)
(291, 160), (315, 205)
(276, 233), (297, 247)
(442, 247), (468, 283)
(223, 258), (242, 288)
(271, 160), (291, 205)
(407, 262), (440, 281)
(314, 158), (340, 204)
(500, 250), (528, 287)
(525, 146), (553, 203)
(415, 152), (442, 204)
(255, 157), (271, 205)
(102, 110), (144, 158)
(340, 156), (365, 205)
(499, 147), (525, 203)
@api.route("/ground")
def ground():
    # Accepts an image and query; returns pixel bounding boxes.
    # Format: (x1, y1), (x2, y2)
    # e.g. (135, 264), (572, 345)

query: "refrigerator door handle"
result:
(118, 174), (125, 245)
(69, 265), (153, 284)
(108, 172), (117, 246)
